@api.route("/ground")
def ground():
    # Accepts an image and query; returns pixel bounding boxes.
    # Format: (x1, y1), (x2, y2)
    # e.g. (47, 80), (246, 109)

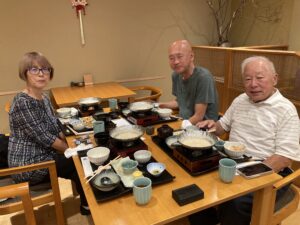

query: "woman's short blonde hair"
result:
(19, 52), (54, 81)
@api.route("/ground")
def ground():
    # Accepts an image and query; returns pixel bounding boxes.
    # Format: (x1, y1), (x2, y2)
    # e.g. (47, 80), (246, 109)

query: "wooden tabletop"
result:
(67, 121), (281, 225)
(50, 82), (136, 108)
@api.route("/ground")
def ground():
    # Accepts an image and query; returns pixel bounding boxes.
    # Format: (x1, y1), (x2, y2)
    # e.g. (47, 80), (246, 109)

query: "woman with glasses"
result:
(7, 52), (90, 215)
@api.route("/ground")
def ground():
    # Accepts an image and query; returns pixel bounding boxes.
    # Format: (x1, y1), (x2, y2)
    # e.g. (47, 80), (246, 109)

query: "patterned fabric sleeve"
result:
(11, 97), (57, 148)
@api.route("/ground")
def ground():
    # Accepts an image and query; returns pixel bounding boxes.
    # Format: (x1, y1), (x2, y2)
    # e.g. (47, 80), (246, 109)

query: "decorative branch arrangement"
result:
(206, 0), (250, 46)
(70, 0), (88, 46)
(206, 0), (283, 46)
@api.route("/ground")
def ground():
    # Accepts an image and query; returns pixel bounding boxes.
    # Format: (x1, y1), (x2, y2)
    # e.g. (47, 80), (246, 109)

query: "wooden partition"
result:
(193, 45), (300, 115)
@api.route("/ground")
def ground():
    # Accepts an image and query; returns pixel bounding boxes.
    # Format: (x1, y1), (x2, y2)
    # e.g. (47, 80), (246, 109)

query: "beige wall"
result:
(288, 0), (300, 50)
(229, 0), (294, 47)
(0, 0), (216, 133)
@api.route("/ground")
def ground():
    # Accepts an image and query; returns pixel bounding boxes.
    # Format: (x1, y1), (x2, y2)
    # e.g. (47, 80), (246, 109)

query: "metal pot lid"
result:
(78, 97), (101, 106)
(109, 125), (144, 142)
(178, 130), (217, 150)
(128, 101), (153, 112)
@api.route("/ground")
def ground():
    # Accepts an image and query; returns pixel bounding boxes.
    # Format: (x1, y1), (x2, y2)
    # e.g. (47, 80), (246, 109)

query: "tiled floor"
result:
(0, 178), (299, 225)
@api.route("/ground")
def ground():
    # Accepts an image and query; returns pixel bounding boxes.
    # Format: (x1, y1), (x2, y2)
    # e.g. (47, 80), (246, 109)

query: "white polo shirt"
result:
(219, 90), (300, 160)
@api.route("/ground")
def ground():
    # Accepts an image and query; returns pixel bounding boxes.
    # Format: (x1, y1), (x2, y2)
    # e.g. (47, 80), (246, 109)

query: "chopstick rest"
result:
(172, 184), (204, 206)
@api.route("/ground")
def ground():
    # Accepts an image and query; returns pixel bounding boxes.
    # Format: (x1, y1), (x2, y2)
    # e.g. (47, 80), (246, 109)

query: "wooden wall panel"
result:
(193, 45), (300, 115)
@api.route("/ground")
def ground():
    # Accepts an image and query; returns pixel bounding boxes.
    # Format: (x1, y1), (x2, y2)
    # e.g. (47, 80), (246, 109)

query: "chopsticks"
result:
(85, 155), (121, 184)
(207, 127), (216, 133)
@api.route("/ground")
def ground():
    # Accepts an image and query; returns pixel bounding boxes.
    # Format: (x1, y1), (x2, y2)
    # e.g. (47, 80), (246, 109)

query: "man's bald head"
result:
(168, 40), (195, 78)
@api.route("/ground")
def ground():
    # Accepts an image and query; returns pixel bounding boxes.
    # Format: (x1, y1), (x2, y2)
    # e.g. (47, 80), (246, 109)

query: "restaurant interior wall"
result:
(0, 0), (217, 133)
(288, 0), (300, 50)
(229, 0), (294, 48)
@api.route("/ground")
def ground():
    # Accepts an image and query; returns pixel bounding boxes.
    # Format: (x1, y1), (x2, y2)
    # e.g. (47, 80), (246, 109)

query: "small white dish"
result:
(146, 162), (166, 177)
(134, 150), (152, 164)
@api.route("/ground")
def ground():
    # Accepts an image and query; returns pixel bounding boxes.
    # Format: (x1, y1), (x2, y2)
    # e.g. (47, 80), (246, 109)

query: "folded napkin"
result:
(64, 143), (94, 158)
(111, 118), (131, 127)
(181, 120), (192, 129)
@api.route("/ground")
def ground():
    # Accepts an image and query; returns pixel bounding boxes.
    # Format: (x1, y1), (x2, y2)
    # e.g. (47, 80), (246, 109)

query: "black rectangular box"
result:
(172, 184), (204, 206)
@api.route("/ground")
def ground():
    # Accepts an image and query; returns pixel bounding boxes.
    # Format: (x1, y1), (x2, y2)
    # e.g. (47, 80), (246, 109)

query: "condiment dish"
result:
(146, 162), (166, 177)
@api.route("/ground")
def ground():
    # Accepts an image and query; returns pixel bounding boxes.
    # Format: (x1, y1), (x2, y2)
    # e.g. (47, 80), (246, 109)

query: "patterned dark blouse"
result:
(8, 92), (62, 184)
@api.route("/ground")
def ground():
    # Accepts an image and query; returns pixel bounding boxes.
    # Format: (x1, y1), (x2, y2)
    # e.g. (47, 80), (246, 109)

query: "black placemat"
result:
(122, 114), (178, 127)
(218, 149), (253, 163)
(78, 150), (175, 202)
(137, 157), (175, 186)
(61, 124), (73, 136)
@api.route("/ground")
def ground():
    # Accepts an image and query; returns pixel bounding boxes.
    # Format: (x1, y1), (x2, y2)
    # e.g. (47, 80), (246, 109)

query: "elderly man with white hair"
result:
(191, 56), (300, 225)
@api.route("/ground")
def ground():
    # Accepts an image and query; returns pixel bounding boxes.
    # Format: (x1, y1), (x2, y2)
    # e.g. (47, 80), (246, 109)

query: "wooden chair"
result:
(128, 85), (162, 102)
(4, 101), (10, 113)
(0, 160), (65, 225)
(267, 164), (300, 225)
(0, 182), (36, 225)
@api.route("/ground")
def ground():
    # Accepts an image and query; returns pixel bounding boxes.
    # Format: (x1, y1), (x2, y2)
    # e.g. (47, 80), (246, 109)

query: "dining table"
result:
(67, 120), (282, 225)
(50, 82), (136, 108)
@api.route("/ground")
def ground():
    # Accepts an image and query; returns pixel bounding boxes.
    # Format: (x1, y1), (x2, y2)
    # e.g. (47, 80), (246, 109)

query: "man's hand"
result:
(263, 154), (292, 173)
(196, 120), (225, 136)
(189, 103), (207, 125)
(159, 100), (178, 110)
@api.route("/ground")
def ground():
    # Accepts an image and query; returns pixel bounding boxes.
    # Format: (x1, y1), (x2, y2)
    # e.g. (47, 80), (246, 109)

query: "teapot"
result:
(157, 124), (173, 140)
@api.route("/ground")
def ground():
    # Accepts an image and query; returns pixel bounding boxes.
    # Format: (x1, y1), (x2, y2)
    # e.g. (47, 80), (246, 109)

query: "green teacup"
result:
(133, 177), (152, 205)
(219, 158), (237, 183)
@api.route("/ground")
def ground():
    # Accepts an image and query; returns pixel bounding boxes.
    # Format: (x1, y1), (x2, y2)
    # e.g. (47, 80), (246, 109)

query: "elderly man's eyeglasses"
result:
(28, 67), (51, 75)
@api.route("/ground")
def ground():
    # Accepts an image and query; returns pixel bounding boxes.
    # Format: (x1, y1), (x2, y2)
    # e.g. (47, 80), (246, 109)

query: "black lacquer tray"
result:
(122, 113), (178, 127)
(217, 148), (253, 163)
(151, 136), (221, 176)
(78, 150), (175, 202)
(151, 136), (253, 177)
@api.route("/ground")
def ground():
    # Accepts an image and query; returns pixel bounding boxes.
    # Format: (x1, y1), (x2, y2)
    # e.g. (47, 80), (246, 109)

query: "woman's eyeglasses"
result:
(28, 67), (51, 75)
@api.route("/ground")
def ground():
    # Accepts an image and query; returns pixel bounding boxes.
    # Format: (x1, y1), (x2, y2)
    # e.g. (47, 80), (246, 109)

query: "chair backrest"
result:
(4, 101), (10, 113)
(128, 85), (162, 102)
(0, 160), (65, 225)
(268, 167), (300, 225)
(0, 182), (37, 225)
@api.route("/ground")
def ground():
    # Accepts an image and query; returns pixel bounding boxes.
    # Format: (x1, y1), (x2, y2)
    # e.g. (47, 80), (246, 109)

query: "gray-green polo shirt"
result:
(172, 67), (219, 121)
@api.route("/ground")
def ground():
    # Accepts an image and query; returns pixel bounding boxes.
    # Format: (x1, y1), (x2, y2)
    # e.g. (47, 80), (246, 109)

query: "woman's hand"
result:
(52, 136), (68, 153)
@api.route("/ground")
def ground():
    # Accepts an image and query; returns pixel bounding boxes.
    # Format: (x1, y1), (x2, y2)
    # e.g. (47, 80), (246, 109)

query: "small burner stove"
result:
(173, 146), (221, 174)
(127, 111), (159, 126)
(78, 104), (103, 117)
(108, 139), (148, 158)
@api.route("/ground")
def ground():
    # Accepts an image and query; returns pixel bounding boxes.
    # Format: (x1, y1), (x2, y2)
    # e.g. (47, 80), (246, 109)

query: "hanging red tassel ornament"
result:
(71, 0), (88, 17)
(70, 0), (88, 45)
